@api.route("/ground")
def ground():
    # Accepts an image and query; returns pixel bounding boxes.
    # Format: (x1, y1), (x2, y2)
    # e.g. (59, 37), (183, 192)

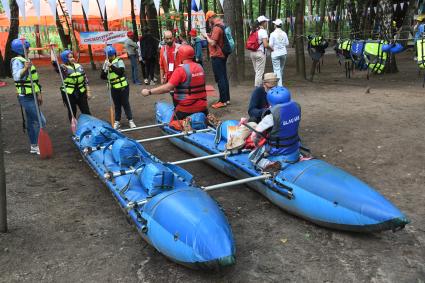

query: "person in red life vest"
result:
(159, 30), (182, 84)
(141, 45), (208, 120)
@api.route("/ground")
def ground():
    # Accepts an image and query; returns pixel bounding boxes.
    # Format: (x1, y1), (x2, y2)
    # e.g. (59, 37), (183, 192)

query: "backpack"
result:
(217, 25), (235, 56)
(246, 30), (261, 51)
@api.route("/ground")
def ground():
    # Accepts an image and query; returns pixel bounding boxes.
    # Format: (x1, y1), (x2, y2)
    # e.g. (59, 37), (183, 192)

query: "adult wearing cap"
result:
(159, 30), (182, 84)
(249, 86), (301, 173)
(101, 45), (136, 130)
(124, 30), (142, 85)
(249, 16), (272, 87)
(414, 15), (425, 43)
(189, 29), (203, 66)
(205, 11), (217, 34)
(203, 11), (231, 109)
(141, 45), (208, 120)
(51, 49), (91, 122)
(269, 19), (289, 86)
(247, 72), (279, 123)
(11, 38), (46, 155)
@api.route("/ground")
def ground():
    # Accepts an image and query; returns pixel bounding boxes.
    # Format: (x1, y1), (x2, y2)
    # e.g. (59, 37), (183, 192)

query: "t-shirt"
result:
(124, 38), (139, 55)
(208, 25), (225, 58)
(257, 28), (268, 53)
(269, 28), (289, 57)
(248, 86), (269, 123)
(168, 65), (188, 87)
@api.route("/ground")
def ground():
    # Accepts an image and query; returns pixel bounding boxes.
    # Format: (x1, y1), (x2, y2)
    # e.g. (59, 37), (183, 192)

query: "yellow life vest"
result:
(62, 63), (86, 94)
(364, 40), (388, 74)
(416, 38), (425, 69)
(13, 56), (41, 95)
(107, 57), (128, 89)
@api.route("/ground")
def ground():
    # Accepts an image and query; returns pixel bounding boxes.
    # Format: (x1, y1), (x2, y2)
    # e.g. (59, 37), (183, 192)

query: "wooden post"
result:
(0, 107), (7, 233)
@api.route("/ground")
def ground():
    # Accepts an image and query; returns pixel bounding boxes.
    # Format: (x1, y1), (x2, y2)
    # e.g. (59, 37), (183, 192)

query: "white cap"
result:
(257, 15), (269, 23)
(273, 19), (283, 26)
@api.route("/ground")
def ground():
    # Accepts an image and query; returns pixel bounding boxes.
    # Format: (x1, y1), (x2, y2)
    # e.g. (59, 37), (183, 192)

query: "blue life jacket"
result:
(267, 101), (301, 156)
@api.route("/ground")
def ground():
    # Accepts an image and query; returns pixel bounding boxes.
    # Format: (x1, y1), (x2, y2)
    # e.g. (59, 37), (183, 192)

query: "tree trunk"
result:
(379, 0), (398, 73)
(147, 3), (160, 41)
(259, 0), (267, 15)
(82, 9), (96, 70)
(4, 0), (20, 77)
(130, 0), (139, 38)
(399, 0), (416, 47)
(203, 0), (208, 12)
(316, 0), (326, 34)
(96, 0), (109, 31)
(56, 9), (70, 49)
(223, 0), (238, 84)
(295, 0), (306, 78)
(140, 0), (147, 28)
(162, 0), (174, 31)
(234, 0), (245, 81)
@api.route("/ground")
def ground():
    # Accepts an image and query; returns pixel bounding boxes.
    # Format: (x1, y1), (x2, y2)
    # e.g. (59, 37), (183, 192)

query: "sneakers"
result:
(153, 77), (158, 82)
(144, 79), (149, 85)
(128, 119), (136, 128)
(113, 121), (121, 130)
(30, 144), (40, 155)
(211, 101), (227, 109)
(226, 101), (231, 105)
(263, 161), (282, 174)
(149, 81), (156, 86)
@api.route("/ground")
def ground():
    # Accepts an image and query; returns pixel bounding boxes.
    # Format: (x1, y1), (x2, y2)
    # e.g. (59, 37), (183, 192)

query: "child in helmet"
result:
(101, 45), (136, 130)
(10, 38), (46, 154)
(249, 86), (301, 173)
(51, 49), (91, 122)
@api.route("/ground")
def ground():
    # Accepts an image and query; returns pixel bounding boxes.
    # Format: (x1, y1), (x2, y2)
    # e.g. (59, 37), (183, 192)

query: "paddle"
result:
(104, 47), (115, 126)
(21, 38), (53, 159)
(49, 44), (78, 134)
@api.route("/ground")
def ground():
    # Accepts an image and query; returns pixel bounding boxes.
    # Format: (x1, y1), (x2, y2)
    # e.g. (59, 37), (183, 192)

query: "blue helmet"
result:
(105, 45), (116, 57)
(60, 50), (72, 63)
(267, 86), (291, 106)
(11, 39), (30, 55)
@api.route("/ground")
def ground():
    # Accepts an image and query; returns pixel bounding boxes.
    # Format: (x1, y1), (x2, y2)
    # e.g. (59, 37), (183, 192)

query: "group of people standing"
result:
(11, 11), (301, 173)
(247, 15), (289, 88)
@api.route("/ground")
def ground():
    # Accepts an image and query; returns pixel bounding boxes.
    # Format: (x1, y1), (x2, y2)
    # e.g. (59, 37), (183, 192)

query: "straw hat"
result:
(263, 73), (279, 83)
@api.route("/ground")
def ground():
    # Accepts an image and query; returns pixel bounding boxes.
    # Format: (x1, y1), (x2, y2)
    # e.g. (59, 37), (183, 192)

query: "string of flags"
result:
(0, 0), (411, 22)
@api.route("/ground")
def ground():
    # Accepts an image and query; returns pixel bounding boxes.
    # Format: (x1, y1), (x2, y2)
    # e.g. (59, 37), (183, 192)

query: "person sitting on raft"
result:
(249, 86), (301, 173)
(248, 72), (279, 123)
(141, 44), (208, 120)
(51, 49), (92, 122)
(101, 45), (137, 130)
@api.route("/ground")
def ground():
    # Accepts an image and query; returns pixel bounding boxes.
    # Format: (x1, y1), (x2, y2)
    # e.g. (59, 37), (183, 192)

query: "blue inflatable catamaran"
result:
(154, 102), (409, 233)
(73, 114), (235, 269)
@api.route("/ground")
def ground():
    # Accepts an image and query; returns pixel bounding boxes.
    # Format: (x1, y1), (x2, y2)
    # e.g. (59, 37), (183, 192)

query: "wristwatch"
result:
(148, 90), (152, 95)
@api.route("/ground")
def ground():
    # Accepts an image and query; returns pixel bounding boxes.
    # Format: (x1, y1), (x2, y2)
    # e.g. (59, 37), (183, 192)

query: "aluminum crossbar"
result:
(203, 174), (272, 191)
(120, 123), (167, 133)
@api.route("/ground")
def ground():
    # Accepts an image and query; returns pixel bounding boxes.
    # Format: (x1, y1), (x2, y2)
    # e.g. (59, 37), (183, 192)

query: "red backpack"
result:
(245, 29), (261, 51)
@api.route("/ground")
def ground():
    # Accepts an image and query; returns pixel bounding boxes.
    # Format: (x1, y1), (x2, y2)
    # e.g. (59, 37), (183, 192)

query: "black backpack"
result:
(216, 25), (235, 56)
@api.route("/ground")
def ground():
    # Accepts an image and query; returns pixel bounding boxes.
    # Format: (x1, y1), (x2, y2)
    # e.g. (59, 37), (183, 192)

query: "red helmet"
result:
(178, 44), (195, 61)
(127, 30), (134, 37)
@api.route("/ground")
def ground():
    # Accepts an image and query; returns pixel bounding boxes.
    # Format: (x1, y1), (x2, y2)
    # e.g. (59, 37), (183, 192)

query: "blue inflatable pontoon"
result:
(155, 102), (409, 233)
(73, 115), (235, 269)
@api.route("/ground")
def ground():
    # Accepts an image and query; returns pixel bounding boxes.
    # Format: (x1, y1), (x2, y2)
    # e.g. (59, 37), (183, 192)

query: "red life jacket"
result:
(173, 62), (207, 113)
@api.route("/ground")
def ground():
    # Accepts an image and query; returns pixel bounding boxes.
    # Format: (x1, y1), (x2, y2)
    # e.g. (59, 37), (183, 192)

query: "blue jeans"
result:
(128, 54), (140, 83)
(271, 54), (287, 86)
(18, 95), (46, 145)
(211, 57), (230, 103)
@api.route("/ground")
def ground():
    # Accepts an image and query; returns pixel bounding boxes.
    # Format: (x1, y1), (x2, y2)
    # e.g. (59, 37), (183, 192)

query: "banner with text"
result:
(80, 31), (128, 45)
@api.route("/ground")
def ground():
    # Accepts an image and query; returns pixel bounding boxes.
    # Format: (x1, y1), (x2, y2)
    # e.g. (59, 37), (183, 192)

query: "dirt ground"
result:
(0, 48), (424, 282)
